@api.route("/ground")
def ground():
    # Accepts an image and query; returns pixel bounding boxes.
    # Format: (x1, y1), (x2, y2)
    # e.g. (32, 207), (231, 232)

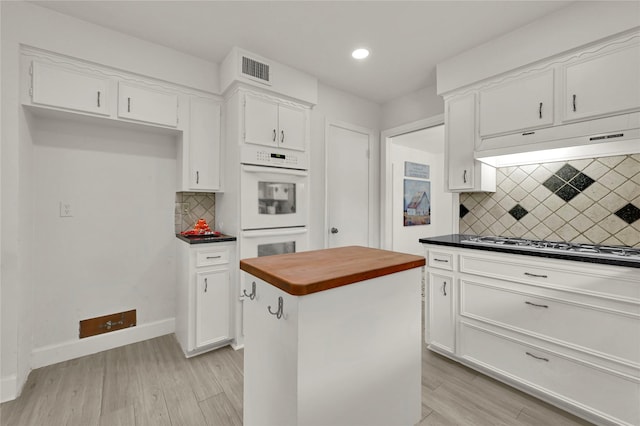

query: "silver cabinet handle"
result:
(572, 94), (576, 112)
(204, 277), (208, 293)
(442, 282), (447, 296)
(525, 301), (548, 308)
(281, 130), (285, 143)
(206, 255), (221, 259)
(272, 129), (276, 142)
(242, 281), (256, 300)
(539, 102), (542, 119)
(127, 97), (131, 113)
(433, 258), (448, 263)
(268, 296), (283, 319)
(463, 169), (467, 184)
(97, 91), (101, 108)
(524, 272), (548, 278)
(526, 352), (549, 362)
(196, 171), (199, 184)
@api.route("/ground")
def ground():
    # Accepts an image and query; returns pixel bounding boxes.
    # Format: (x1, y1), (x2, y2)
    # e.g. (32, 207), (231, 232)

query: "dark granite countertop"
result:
(176, 233), (237, 244)
(419, 234), (640, 269)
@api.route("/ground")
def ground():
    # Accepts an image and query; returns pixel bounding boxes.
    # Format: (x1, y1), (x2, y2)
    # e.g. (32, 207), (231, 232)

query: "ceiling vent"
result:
(241, 56), (271, 85)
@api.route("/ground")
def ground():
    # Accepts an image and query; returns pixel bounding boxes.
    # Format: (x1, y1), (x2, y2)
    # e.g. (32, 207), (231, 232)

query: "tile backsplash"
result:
(459, 154), (640, 247)
(175, 192), (216, 233)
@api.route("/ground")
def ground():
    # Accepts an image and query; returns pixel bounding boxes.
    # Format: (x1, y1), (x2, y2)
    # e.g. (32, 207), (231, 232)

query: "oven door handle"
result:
(242, 164), (308, 177)
(243, 228), (308, 238)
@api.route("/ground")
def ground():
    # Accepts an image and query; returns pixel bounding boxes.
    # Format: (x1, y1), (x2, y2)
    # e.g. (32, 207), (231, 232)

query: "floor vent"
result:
(242, 56), (271, 85)
(79, 309), (136, 338)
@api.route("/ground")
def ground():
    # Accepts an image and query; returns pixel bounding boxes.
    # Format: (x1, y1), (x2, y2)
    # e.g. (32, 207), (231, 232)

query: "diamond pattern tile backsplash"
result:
(175, 192), (216, 233)
(459, 154), (640, 247)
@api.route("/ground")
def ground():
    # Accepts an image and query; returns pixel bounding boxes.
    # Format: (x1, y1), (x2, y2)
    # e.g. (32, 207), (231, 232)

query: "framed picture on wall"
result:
(403, 179), (431, 226)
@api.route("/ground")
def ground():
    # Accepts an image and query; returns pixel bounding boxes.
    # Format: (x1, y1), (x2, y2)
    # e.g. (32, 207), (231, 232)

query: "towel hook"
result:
(267, 296), (284, 320)
(242, 281), (256, 300)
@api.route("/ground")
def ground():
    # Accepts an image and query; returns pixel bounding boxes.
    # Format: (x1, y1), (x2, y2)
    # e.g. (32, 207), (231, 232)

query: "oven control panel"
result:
(242, 145), (308, 170)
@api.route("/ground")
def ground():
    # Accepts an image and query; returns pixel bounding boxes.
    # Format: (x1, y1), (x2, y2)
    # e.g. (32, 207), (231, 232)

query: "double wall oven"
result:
(239, 144), (309, 260)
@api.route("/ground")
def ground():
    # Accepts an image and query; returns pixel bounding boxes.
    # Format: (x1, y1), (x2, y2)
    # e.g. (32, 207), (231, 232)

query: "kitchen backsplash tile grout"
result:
(459, 154), (640, 247)
(175, 192), (216, 233)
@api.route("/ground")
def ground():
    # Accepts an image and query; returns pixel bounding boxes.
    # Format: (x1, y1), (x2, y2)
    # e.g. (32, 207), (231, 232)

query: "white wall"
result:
(309, 83), (382, 250)
(437, 1), (640, 94)
(1, 1), (218, 401)
(30, 114), (177, 359)
(381, 84), (444, 131)
(390, 127), (453, 255)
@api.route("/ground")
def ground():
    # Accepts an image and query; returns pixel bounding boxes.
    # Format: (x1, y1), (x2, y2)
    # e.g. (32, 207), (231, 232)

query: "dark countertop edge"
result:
(419, 234), (640, 269)
(176, 234), (237, 244)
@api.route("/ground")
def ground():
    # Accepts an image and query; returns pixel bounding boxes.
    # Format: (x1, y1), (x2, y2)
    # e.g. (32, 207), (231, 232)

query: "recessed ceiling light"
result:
(352, 48), (370, 60)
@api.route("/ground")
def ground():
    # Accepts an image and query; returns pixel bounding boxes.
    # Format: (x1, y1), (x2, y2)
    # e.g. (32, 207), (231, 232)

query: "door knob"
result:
(330, 227), (339, 234)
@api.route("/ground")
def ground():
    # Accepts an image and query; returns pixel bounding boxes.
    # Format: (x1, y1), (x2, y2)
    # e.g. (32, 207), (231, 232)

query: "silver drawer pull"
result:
(206, 255), (222, 259)
(524, 272), (547, 278)
(433, 258), (449, 263)
(525, 301), (548, 309)
(526, 352), (549, 362)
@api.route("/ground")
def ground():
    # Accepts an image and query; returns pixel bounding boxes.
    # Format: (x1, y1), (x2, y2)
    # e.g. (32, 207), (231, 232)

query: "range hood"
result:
(475, 111), (640, 167)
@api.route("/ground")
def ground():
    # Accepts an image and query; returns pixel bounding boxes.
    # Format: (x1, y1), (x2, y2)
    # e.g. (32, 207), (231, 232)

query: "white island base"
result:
(241, 248), (423, 426)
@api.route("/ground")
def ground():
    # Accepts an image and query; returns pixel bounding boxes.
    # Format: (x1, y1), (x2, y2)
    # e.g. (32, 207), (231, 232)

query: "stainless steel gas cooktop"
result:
(461, 235), (640, 261)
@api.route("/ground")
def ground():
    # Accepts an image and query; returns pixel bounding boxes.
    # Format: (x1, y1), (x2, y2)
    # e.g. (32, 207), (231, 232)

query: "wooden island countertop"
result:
(239, 245), (425, 296)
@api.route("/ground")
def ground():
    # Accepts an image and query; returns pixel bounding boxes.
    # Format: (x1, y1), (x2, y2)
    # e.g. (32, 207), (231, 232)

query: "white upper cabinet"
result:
(117, 82), (178, 127)
(188, 97), (222, 191)
(244, 94), (279, 146)
(31, 61), (111, 116)
(277, 103), (306, 151)
(447, 93), (476, 191)
(244, 93), (307, 151)
(479, 69), (554, 137)
(561, 40), (640, 122)
(446, 93), (496, 192)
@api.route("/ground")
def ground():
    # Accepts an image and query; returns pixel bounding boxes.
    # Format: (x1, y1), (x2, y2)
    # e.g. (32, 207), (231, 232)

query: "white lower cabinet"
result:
(176, 241), (235, 357)
(423, 243), (640, 426)
(427, 272), (455, 354)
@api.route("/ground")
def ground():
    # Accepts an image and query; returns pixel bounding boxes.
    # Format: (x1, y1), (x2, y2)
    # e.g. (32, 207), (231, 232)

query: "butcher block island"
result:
(239, 246), (425, 426)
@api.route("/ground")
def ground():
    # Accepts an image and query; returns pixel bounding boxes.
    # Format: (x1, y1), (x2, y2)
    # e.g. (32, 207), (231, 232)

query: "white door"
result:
(326, 122), (371, 248)
(117, 82), (178, 127)
(189, 97), (221, 191)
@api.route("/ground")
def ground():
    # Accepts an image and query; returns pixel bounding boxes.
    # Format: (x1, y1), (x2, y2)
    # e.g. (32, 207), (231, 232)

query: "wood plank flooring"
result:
(1, 334), (593, 426)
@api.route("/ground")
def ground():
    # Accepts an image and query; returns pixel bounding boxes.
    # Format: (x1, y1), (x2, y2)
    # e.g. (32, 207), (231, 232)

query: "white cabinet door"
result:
(189, 97), (222, 191)
(117, 82), (178, 127)
(427, 273), (455, 354)
(479, 70), (554, 137)
(31, 61), (111, 116)
(244, 94), (279, 147)
(277, 104), (306, 151)
(196, 269), (230, 348)
(562, 42), (640, 122)
(447, 93), (476, 191)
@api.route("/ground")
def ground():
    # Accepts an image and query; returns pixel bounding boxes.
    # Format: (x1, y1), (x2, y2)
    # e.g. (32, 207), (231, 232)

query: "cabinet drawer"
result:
(461, 323), (640, 426)
(196, 247), (230, 267)
(459, 253), (640, 302)
(461, 280), (640, 366)
(428, 251), (453, 271)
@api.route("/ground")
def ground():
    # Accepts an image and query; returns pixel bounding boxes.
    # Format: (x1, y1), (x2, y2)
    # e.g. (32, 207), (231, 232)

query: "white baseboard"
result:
(1, 375), (17, 403)
(31, 317), (175, 369)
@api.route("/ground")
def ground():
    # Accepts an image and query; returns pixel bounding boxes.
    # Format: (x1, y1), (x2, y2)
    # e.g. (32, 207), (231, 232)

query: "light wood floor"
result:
(1, 334), (593, 426)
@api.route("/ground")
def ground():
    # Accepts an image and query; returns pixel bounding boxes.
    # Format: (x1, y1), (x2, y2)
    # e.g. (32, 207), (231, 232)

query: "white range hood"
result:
(475, 111), (640, 167)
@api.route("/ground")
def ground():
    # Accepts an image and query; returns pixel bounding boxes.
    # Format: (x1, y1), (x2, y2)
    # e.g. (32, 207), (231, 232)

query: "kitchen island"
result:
(239, 246), (425, 426)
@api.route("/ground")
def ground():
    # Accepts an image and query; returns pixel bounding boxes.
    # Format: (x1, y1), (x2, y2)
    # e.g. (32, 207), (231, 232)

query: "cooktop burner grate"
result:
(461, 236), (640, 260)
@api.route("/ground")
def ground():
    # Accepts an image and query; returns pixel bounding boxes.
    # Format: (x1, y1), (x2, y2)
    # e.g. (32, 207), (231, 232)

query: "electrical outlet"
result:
(182, 202), (189, 214)
(59, 202), (72, 217)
